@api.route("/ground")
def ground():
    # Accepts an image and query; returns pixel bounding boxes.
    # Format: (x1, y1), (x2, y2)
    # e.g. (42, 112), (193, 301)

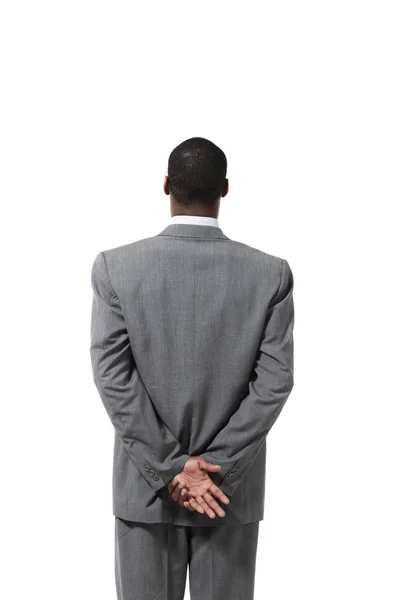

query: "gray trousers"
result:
(115, 518), (260, 600)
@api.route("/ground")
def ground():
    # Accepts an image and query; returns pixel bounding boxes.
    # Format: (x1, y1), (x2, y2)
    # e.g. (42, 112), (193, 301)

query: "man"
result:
(90, 137), (295, 599)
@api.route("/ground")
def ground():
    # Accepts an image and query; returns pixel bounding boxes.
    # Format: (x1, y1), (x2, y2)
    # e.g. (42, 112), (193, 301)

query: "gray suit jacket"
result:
(90, 223), (294, 526)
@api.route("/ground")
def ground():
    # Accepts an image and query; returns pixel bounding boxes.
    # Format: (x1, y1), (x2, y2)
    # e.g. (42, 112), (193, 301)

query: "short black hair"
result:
(167, 137), (227, 206)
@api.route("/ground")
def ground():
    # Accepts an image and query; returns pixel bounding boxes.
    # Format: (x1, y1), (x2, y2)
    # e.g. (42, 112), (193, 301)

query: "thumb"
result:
(197, 457), (222, 472)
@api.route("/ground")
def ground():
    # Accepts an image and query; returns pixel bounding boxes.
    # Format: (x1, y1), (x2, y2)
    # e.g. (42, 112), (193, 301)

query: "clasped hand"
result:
(167, 456), (230, 519)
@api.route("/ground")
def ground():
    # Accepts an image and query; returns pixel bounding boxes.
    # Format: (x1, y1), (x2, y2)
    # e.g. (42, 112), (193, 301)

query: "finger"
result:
(169, 475), (180, 488)
(203, 492), (225, 518)
(178, 487), (188, 507)
(199, 459), (222, 472)
(183, 500), (195, 511)
(168, 479), (180, 495)
(208, 482), (230, 505)
(171, 480), (186, 502)
(196, 495), (216, 519)
(188, 496), (205, 515)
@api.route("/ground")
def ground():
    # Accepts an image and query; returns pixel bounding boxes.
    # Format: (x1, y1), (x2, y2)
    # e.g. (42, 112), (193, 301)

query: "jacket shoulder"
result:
(93, 236), (289, 275)
(93, 235), (157, 261)
(226, 238), (288, 269)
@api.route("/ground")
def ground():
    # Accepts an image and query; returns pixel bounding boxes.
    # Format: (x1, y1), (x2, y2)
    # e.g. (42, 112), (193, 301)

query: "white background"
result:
(1, 1), (399, 598)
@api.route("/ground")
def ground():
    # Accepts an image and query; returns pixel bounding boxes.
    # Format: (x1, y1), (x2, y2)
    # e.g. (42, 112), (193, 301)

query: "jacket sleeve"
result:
(200, 259), (295, 497)
(90, 251), (190, 493)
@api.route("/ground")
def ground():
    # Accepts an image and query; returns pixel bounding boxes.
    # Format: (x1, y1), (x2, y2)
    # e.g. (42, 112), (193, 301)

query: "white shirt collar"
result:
(170, 215), (220, 228)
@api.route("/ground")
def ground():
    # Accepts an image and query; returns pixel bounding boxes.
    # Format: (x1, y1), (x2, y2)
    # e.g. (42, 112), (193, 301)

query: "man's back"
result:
(91, 222), (294, 526)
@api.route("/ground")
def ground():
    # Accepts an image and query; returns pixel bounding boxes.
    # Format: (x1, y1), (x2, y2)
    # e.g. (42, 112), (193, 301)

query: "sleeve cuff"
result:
(140, 454), (191, 492)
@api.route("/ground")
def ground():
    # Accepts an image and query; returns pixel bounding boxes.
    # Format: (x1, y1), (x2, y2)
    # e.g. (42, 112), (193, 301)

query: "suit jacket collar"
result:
(157, 223), (230, 240)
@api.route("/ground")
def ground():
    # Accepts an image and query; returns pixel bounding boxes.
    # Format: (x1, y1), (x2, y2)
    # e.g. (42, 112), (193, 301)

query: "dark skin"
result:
(163, 175), (229, 219)
(163, 175), (231, 519)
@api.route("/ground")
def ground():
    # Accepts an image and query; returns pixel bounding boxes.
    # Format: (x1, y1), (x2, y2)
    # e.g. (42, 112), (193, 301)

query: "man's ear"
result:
(163, 175), (170, 195)
(221, 178), (229, 197)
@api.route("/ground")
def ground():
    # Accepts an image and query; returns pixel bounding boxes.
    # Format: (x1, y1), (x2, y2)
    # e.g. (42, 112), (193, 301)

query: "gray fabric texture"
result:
(90, 223), (295, 526)
(115, 518), (260, 600)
